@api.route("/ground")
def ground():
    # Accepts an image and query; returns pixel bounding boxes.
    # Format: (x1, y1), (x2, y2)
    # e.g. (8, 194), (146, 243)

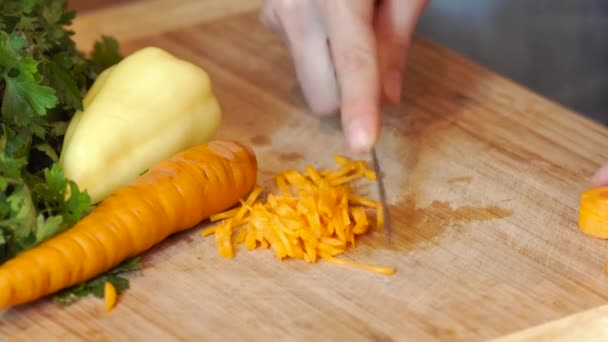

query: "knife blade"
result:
(370, 146), (391, 244)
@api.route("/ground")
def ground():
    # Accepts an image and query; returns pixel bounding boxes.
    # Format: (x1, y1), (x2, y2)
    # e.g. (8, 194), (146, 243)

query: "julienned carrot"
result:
(204, 154), (396, 276)
(0, 140), (257, 309)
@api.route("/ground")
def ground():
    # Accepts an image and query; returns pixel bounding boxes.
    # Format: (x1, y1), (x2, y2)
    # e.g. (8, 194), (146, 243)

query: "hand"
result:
(592, 165), (608, 187)
(261, 0), (429, 153)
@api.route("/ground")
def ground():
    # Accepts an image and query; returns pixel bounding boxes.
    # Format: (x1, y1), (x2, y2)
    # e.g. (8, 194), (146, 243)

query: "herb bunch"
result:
(0, 0), (122, 262)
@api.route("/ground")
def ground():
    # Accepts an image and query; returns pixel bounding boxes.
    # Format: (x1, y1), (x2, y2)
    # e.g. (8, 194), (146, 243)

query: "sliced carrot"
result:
(200, 226), (216, 237)
(579, 187), (608, 239)
(104, 281), (117, 312)
(321, 254), (396, 276)
(348, 193), (378, 208)
(210, 207), (240, 222)
(215, 220), (234, 258)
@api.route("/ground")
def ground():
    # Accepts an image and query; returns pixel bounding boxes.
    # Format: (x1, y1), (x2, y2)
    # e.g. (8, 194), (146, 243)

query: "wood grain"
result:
(3, 2), (608, 341)
(67, 0), (141, 13)
(493, 304), (608, 341)
(70, 0), (263, 51)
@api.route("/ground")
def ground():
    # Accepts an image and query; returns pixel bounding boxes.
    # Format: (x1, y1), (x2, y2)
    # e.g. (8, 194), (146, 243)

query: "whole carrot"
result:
(0, 140), (257, 309)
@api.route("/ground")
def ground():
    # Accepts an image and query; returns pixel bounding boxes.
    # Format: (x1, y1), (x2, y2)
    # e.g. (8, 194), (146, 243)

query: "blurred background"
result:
(68, 0), (608, 125)
(416, 0), (608, 125)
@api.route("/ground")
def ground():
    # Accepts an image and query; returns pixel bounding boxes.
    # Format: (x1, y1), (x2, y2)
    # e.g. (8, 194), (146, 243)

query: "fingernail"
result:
(384, 69), (402, 104)
(347, 119), (374, 154)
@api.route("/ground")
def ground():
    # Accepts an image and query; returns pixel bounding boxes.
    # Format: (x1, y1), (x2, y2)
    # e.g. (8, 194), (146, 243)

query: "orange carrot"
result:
(578, 187), (608, 239)
(0, 140), (257, 309)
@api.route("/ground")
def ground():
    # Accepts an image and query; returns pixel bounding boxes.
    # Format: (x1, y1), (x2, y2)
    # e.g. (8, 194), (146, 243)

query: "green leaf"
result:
(0, 152), (26, 179)
(106, 275), (130, 294)
(8, 32), (26, 54)
(62, 181), (91, 226)
(91, 36), (122, 72)
(33, 164), (91, 229)
(52, 256), (141, 306)
(22, 0), (37, 14)
(1, 124), (32, 159)
(110, 256), (141, 274)
(4, 185), (36, 242)
(40, 53), (83, 111)
(41, 1), (64, 25)
(34, 143), (59, 163)
(2, 64), (58, 118)
(0, 31), (58, 141)
(33, 214), (63, 243)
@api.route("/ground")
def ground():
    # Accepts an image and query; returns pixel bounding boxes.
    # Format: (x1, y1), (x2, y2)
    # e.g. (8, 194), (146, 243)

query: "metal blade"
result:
(370, 147), (391, 244)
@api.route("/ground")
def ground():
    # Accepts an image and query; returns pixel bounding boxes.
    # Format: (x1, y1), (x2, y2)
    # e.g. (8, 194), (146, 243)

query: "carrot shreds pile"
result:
(201, 155), (395, 276)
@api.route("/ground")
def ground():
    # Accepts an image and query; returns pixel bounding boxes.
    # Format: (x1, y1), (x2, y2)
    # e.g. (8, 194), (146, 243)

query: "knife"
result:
(370, 146), (391, 244)
(292, 82), (392, 242)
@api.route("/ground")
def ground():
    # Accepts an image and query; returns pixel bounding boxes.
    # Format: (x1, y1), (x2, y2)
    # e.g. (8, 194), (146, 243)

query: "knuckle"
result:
(378, 28), (410, 51)
(334, 45), (375, 75)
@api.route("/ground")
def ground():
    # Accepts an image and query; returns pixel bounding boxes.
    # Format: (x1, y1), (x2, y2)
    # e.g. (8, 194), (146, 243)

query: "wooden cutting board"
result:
(3, 1), (608, 340)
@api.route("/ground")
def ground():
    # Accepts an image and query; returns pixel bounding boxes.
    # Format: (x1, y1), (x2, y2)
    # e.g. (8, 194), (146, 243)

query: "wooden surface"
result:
(66, 0), (139, 12)
(3, 0), (608, 340)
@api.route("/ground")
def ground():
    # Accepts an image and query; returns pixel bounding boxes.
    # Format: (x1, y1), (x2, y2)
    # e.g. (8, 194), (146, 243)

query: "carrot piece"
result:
(306, 165), (322, 185)
(0, 140), (257, 309)
(210, 207), (241, 222)
(235, 228), (248, 244)
(333, 155), (352, 166)
(579, 187), (608, 239)
(234, 186), (262, 223)
(275, 174), (291, 196)
(348, 194), (378, 208)
(104, 281), (117, 312)
(200, 226), (216, 237)
(352, 207), (370, 235)
(321, 254), (396, 276)
(215, 220), (235, 259)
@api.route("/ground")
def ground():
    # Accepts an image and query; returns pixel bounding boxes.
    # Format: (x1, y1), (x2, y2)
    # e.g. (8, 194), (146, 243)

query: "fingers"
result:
(375, 0), (430, 105)
(318, 0), (380, 153)
(592, 165), (608, 187)
(260, 0), (339, 115)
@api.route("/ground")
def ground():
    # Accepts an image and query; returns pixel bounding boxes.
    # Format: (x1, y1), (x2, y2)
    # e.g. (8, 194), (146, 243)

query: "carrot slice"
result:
(104, 281), (117, 312)
(579, 187), (608, 239)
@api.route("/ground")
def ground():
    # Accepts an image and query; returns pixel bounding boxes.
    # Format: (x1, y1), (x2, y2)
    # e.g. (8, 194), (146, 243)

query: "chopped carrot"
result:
(202, 155), (395, 276)
(579, 187), (608, 239)
(104, 281), (117, 312)
(210, 207), (240, 222)
(200, 226), (216, 237)
(322, 254), (396, 276)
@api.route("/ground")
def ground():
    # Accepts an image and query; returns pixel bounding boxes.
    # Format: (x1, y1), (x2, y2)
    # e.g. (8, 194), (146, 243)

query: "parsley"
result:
(53, 257), (142, 306)
(0, 0), (138, 304)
